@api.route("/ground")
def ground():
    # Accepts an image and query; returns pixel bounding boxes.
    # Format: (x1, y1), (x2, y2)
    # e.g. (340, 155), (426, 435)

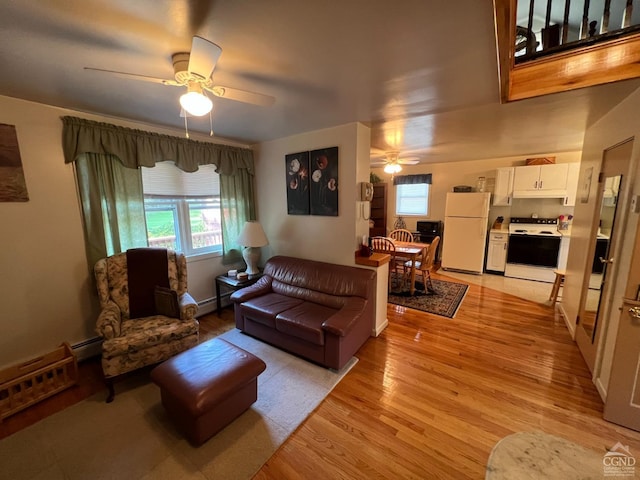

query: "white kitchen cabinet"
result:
(493, 167), (514, 206)
(563, 163), (580, 206)
(486, 231), (508, 273)
(513, 163), (569, 198)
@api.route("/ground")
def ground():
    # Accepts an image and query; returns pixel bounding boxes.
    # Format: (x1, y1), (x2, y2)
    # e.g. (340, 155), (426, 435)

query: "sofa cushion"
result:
(275, 302), (339, 345)
(240, 293), (304, 328)
(264, 256), (374, 302)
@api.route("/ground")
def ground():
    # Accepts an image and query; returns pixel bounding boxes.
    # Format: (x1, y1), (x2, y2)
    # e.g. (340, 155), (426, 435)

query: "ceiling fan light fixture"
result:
(180, 82), (212, 116)
(384, 163), (402, 174)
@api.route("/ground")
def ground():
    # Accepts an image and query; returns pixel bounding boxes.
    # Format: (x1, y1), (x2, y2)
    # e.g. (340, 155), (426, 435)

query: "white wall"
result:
(372, 152), (582, 232)
(254, 122), (371, 266)
(562, 87), (640, 398)
(0, 95), (247, 369)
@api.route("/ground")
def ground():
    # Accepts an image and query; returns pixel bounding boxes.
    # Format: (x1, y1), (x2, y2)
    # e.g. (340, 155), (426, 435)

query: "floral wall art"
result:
(310, 146), (338, 216)
(286, 146), (339, 216)
(286, 151), (310, 214)
(0, 123), (29, 202)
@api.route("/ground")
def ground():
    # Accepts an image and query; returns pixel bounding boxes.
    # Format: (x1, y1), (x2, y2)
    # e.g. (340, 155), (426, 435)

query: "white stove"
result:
(508, 217), (560, 237)
(505, 217), (561, 282)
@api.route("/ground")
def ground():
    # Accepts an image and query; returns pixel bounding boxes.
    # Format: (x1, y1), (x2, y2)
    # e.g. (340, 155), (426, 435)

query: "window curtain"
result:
(220, 171), (256, 262)
(62, 116), (255, 265)
(393, 174), (432, 185)
(75, 153), (148, 270)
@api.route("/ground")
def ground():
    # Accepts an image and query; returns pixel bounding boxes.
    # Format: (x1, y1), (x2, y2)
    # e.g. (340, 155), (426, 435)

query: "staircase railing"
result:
(516, 0), (640, 63)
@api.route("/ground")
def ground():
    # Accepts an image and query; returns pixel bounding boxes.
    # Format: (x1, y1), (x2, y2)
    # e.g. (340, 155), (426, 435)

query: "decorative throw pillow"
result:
(154, 286), (181, 318)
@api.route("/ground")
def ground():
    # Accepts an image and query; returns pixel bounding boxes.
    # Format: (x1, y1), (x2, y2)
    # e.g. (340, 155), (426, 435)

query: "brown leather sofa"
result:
(230, 255), (376, 370)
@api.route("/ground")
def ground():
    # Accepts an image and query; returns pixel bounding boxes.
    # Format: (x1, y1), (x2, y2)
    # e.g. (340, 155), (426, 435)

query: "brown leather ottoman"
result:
(150, 337), (266, 445)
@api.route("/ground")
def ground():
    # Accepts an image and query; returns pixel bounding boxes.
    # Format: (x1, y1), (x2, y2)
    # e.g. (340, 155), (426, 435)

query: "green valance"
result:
(61, 116), (254, 176)
(393, 173), (432, 185)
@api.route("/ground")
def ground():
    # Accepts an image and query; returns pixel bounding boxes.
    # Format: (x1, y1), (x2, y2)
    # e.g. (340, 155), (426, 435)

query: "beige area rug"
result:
(486, 431), (618, 480)
(0, 329), (357, 480)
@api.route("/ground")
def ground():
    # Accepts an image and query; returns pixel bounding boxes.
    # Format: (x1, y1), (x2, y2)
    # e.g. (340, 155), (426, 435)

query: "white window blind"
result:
(141, 162), (219, 197)
(396, 183), (429, 216)
(141, 161), (222, 257)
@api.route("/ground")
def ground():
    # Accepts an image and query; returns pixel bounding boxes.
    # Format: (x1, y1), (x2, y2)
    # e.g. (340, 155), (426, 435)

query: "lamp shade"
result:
(237, 221), (269, 247)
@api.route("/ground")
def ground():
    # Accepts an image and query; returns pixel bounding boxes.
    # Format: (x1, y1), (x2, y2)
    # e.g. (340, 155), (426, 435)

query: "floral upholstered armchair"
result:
(94, 248), (199, 402)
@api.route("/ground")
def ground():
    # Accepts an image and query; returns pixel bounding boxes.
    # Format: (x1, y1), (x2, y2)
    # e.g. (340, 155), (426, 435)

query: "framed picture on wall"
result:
(309, 146), (338, 216)
(580, 166), (593, 204)
(0, 123), (29, 202)
(285, 151), (310, 215)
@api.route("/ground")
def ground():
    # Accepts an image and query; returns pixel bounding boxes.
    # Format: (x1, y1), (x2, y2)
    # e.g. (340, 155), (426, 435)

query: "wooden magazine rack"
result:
(0, 342), (78, 421)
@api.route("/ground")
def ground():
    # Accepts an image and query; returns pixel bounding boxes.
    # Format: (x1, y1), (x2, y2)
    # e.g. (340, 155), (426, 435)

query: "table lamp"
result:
(237, 221), (269, 275)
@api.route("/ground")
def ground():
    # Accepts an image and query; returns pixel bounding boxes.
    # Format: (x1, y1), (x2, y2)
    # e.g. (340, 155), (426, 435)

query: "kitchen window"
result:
(141, 162), (222, 257)
(395, 183), (430, 216)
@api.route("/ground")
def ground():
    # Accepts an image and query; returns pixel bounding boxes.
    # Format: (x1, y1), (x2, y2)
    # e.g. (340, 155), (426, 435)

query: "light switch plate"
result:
(631, 194), (640, 213)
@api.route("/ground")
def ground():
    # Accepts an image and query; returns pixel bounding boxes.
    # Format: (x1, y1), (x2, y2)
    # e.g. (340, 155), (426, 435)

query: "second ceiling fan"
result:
(85, 36), (275, 117)
(371, 151), (419, 174)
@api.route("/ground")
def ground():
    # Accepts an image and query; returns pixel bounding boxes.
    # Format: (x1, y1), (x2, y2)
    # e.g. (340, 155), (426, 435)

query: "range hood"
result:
(512, 189), (567, 199)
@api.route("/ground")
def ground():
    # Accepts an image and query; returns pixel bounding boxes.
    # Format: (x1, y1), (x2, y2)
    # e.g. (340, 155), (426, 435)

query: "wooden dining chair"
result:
(388, 229), (415, 278)
(405, 236), (440, 293)
(370, 236), (399, 287)
(389, 229), (415, 243)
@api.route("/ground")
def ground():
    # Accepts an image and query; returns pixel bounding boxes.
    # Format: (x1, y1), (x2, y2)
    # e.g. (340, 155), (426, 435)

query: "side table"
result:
(215, 273), (263, 315)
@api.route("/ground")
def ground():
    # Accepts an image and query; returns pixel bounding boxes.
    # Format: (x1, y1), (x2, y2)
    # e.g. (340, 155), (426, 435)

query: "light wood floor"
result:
(3, 275), (640, 479)
(254, 271), (640, 479)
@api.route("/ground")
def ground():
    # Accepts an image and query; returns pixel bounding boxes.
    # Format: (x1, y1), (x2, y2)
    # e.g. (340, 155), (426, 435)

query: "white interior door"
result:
(604, 298), (640, 431)
(576, 140), (631, 372)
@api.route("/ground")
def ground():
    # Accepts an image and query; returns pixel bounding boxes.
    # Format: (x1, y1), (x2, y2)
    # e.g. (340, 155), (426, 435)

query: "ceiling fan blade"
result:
(84, 67), (180, 86)
(398, 158), (420, 165)
(370, 162), (387, 167)
(188, 36), (222, 80)
(206, 85), (275, 106)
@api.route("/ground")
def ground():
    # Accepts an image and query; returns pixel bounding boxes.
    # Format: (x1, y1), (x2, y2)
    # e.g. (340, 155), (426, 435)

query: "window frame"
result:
(143, 196), (223, 258)
(141, 162), (223, 259)
(395, 182), (431, 217)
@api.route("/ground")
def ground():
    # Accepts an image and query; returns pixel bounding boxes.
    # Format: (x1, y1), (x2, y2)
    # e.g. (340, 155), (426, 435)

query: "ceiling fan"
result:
(85, 36), (275, 118)
(370, 151), (420, 174)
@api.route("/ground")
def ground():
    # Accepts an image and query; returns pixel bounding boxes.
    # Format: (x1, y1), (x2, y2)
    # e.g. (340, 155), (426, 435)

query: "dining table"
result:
(391, 240), (430, 295)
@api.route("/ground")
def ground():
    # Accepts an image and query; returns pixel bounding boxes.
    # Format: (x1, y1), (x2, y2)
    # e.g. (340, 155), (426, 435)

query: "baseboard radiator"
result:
(71, 337), (102, 362)
(197, 297), (218, 316)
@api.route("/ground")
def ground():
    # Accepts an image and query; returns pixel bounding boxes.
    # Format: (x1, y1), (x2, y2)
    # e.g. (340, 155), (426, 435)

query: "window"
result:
(396, 183), (430, 216)
(142, 162), (222, 256)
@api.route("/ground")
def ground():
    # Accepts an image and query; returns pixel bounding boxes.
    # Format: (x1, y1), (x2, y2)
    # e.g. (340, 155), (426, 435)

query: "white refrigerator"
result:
(441, 192), (491, 274)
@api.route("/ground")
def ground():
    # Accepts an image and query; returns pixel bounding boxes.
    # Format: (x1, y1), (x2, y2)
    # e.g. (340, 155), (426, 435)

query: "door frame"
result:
(576, 139), (634, 375)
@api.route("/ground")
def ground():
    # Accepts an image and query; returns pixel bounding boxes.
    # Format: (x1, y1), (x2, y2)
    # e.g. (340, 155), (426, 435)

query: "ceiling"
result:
(1, 0), (639, 165)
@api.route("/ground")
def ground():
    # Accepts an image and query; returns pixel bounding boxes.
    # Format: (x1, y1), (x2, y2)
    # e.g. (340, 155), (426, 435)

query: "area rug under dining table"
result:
(388, 275), (469, 318)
